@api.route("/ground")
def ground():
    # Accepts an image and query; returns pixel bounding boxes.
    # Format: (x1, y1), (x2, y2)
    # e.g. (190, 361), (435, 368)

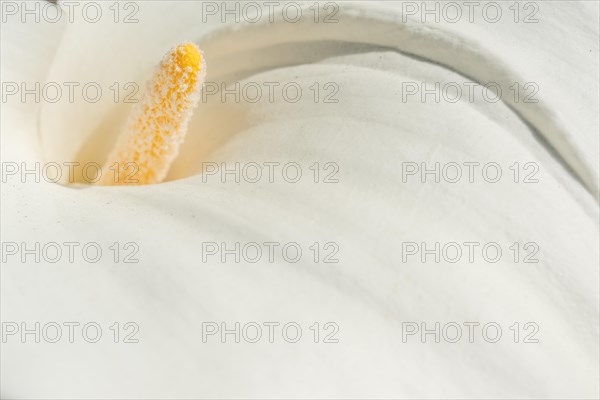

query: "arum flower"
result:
(1, 1), (598, 398)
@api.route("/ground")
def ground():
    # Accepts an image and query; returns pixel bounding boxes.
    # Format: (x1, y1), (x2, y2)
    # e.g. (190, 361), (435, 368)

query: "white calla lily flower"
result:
(1, 1), (598, 398)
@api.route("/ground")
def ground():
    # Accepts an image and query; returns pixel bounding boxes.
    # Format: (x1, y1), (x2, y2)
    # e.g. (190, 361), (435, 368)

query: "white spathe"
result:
(1, 1), (598, 398)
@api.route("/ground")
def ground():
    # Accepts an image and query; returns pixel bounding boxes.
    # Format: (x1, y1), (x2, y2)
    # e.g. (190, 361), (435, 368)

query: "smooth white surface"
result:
(1, 1), (599, 398)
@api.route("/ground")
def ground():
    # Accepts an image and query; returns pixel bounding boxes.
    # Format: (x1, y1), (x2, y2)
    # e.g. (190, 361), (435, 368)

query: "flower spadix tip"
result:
(97, 42), (205, 186)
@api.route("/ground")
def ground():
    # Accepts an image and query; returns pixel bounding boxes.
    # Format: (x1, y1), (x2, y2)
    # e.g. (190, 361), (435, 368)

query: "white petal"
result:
(2, 1), (598, 398)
